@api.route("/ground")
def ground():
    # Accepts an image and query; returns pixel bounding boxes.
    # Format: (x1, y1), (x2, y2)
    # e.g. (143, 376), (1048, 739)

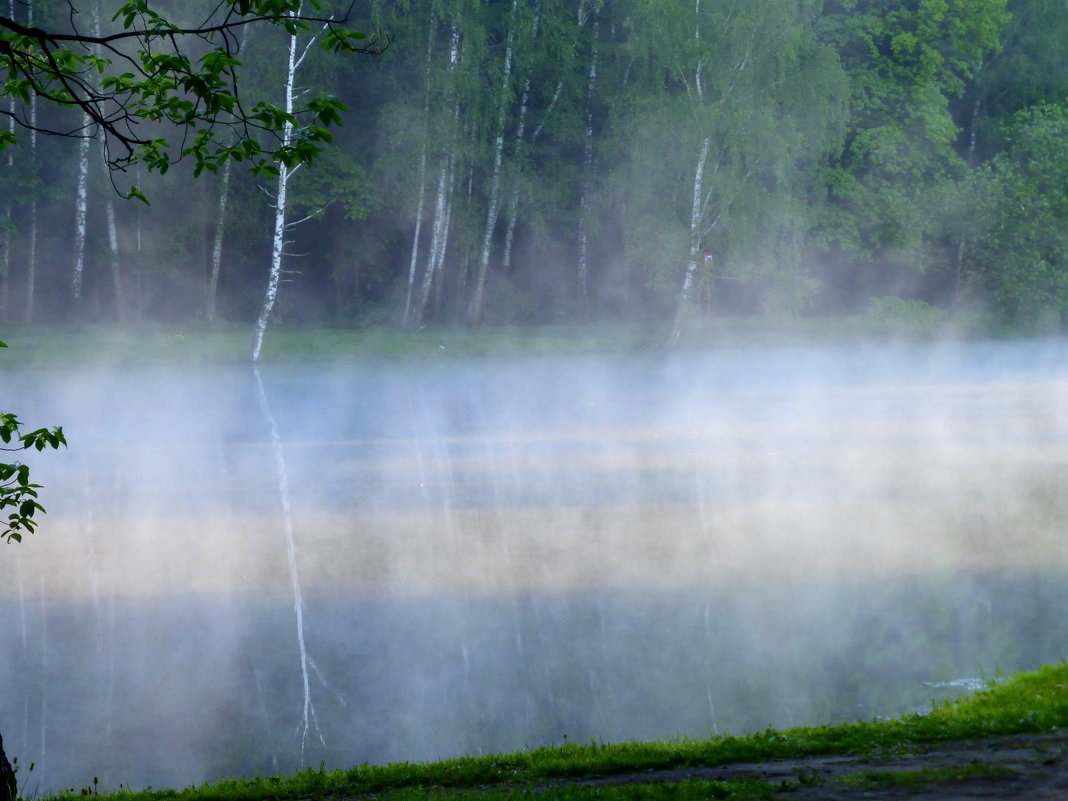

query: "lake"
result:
(2, 339), (1068, 793)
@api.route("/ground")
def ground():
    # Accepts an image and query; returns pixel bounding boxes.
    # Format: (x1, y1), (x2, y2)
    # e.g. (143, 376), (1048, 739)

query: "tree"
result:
(616, 0), (849, 339)
(1, 0), (388, 193)
(962, 0), (1068, 163)
(810, 0), (1007, 301)
(965, 102), (1068, 329)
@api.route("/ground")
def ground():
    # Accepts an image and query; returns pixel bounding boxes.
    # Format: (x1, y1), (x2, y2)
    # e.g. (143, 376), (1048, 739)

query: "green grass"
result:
(0, 311), (1003, 368)
(39, 661), (1068, 801)
(0, 322), (664, 366)
(406, 778), (780, 801)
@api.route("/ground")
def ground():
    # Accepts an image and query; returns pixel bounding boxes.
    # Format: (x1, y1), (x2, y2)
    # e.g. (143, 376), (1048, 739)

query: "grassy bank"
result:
(38, 661), (1068, 801)
(0, 312), (998, 367)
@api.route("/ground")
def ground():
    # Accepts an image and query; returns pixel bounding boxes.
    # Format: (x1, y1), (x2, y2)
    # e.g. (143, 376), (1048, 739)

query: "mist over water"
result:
(3, 339), (1068, 793)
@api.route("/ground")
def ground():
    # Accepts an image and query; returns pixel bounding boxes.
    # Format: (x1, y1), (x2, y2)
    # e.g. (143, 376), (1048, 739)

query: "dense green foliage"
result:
(38, 661), (1068, 801)
(4, 0), (1067, 334)
(0, 0), (379, 182)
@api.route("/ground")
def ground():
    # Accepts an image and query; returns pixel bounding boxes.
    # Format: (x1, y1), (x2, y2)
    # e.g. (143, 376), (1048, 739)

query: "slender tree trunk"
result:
(206, 157), (232, 322)
(414, 20), (462, 326)
(24, 92), (38, 324)
(499, 0), (543, 276)
(404, 149), (429, 325)
(252, 8), (317, 362)
(418, 157), (452, 324)
(71, 3), (101, 317)
(71, 121), (91, 313)
(670, 136), (711, 345)
(69, 3), (104, 316)
(21, 0), (38, 323)
(251, 153), (293, 361)
(1, 13), (11, 323)
(402, 21), (437, 327)
(101, 149), (124, 320)
(204, 26), (247, 324)
(575, 0), (603, 316)
(467, 0), (520, 327)
(1, 184), (9, 325)
(0, 0), (16, 322)
(954, 63), (983, 307)
(130, 164), (144, 321)
(502, 78), (562, 272)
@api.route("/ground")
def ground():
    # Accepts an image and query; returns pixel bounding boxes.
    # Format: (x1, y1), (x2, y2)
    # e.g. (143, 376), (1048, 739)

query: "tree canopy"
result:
(1, 0), (387, 194)
(7, 0), (1068, 334)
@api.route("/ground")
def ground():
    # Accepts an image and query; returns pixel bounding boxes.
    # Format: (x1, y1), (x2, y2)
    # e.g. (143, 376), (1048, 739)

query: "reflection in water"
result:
(253, 366), (327, 761)
(1, 340), (1068, 792)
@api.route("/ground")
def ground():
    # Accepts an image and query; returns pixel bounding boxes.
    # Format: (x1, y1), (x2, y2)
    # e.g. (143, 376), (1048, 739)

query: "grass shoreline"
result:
(37, 661), (1068, 801)
(0, 315), (1023, 367)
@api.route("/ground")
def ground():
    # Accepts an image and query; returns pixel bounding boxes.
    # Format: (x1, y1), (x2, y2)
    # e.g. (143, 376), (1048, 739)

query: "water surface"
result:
(2, 340), (1068, 792)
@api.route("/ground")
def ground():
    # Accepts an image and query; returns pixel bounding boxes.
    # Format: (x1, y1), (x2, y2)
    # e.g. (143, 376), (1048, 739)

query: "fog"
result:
(2, 339), (1068, 794)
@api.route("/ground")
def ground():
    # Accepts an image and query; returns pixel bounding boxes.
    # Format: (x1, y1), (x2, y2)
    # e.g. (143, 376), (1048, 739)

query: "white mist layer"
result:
(1, 339), (1068, 793)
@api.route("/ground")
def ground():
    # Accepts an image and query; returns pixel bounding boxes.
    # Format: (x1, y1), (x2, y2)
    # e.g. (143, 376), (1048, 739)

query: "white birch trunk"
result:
(414, 21), (462, 326)
(500, 85), (528, 275)
(24, 91), (38, 324)
(501, 187), (521, 273)
(467, 0), (520, 327)
(954, 64), (983, 305)
(402, 22), (437, 327)
(503, 79), (562, 270)
(404, 150), (429, 326)
(417, 158), (452, 324)
(71, 2), (101, 313)
(1, 101), (11, 323)
(500, 0), (543, 277)
(670, 136), (711, 346)
(71, 119), (92, 309)
(101, 142), (123, 320)
(205, 26), (247, 324)
(499, 89), (530, 275)
(575, 2), (602, 315)
(434, 168), (455, 319)
(251, 13), (302, 363)
(1, 0), (12, 321)
(206, 157), (232, 322)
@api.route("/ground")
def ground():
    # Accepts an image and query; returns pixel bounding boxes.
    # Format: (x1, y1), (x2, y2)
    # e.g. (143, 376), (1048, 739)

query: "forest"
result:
(1, 0), (1067, 338)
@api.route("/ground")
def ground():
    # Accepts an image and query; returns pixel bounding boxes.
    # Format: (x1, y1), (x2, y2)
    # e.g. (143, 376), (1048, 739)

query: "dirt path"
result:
(534, 731), (1068, 799)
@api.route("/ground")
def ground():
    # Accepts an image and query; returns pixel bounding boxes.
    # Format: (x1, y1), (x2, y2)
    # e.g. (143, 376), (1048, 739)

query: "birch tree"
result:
(416, 18), (463, 326)
(70, 16), (94, 312)
(0, 0), (12, 321)
(251, 6), (328, 362)
(575, 0), (603, 315)
(206, 157), (233, 322)
(619, 0), (848, 340)
(22, 55), (38, 325)
(401, 19), (438, 325)
(465, 0), (520, 327)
